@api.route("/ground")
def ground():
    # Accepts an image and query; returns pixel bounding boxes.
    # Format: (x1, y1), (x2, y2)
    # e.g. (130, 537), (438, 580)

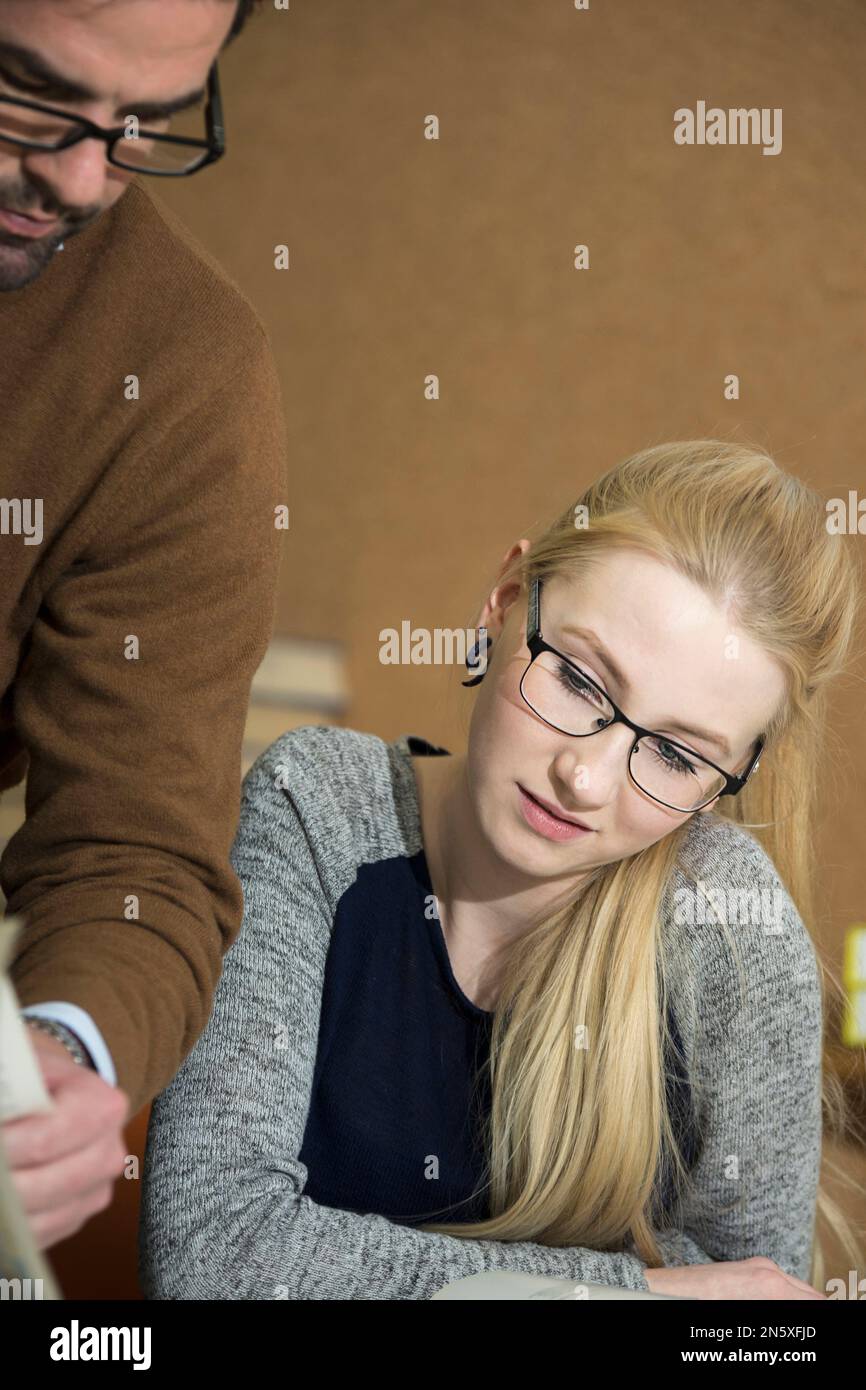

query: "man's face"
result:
(0, 0), (234, 291)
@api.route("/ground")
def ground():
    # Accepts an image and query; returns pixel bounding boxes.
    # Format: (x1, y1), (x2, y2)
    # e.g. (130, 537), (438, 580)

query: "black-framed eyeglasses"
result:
(516, 576), (764, 814)
(0, 60), (225, 177)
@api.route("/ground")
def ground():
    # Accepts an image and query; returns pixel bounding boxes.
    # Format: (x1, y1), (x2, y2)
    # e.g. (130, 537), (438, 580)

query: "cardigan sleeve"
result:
(139, 743), (716, 1301)
(663, 823), (824, 1284)
(5, 323), (286, 1116)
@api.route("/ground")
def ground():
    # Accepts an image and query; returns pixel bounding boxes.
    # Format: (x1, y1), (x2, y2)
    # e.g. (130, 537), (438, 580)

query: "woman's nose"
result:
(558, 724), (636, 802)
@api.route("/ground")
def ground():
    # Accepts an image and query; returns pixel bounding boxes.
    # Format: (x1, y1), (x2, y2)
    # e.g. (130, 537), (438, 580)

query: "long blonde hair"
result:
(419, 439), (865, 1287)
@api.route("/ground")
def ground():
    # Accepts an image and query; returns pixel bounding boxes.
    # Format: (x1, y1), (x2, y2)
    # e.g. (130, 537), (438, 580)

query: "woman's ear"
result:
(474, 538), (532, 638)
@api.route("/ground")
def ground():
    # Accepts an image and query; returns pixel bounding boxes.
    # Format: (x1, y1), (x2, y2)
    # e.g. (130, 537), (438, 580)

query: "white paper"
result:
(0, 916), (62, 1296)
(0, 918), (54, 1123)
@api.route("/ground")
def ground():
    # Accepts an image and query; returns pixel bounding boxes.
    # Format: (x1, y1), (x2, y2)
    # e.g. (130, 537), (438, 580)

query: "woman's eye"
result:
(556, 662), (604, 704)
(650, 740), (697, 776)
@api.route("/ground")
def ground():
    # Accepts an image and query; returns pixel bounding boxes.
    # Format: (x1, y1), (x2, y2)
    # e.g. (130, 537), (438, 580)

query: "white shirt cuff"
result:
(21, 1002), (117, 1087)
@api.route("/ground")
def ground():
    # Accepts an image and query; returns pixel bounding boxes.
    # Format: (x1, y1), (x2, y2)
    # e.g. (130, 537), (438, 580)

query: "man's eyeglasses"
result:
(518, 576), (764, 814)
(0, 59), (225, 177)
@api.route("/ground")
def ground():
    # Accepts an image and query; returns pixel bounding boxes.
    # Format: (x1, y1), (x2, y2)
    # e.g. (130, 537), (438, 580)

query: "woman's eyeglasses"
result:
(518, 576), (764, 814)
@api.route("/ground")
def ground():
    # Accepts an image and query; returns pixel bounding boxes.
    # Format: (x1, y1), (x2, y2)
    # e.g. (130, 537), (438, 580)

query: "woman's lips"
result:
(517, 785), (596, 842)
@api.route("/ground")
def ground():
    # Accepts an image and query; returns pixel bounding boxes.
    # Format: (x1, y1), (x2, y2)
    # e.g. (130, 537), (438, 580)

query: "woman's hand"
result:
(644, 1255), (827, 1300)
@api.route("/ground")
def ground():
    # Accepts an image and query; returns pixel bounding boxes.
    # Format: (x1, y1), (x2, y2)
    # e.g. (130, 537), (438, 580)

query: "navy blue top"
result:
(298, 735), (696, 1227)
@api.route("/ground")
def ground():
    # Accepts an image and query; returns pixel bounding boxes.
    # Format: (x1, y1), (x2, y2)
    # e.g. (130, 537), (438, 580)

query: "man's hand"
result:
(0, 1027), (130, 1249)
(645, 1254), (828, 1300)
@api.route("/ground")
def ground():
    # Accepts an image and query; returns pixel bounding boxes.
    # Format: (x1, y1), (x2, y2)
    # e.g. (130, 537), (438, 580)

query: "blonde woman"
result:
(140, 440), (864, 1300)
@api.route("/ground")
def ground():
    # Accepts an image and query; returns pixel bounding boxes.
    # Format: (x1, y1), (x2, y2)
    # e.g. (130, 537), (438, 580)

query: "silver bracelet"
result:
(24, 1016), (93, 1069)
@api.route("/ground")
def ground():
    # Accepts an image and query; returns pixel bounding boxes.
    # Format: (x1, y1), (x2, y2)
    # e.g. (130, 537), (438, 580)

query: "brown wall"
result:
(155, 0), (866, 947)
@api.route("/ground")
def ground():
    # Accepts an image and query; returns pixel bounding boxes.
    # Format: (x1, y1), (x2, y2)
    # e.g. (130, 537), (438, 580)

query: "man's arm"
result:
(5, 321), (287, 1116)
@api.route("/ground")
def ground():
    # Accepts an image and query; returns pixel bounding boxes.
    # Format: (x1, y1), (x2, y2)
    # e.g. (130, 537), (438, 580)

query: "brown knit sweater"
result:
(1, 180), (288, 1114)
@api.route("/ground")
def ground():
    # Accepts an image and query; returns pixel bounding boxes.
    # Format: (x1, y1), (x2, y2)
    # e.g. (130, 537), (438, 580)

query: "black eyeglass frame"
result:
(520, 575), (764, 813)
(0, 59), (225, 177)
